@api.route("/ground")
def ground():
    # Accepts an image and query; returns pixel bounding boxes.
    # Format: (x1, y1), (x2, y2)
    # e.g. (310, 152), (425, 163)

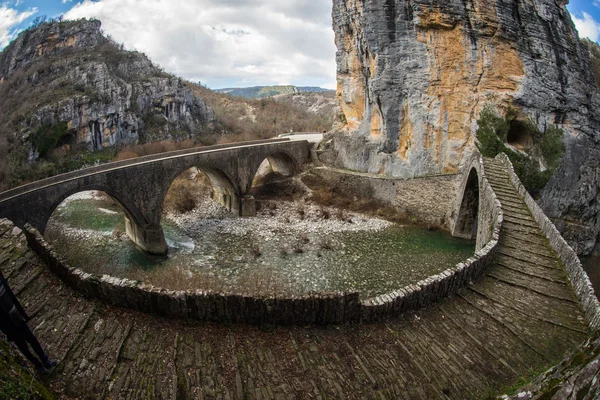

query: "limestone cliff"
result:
(0, 19), (215, 159)
(329, 0), (600, 254)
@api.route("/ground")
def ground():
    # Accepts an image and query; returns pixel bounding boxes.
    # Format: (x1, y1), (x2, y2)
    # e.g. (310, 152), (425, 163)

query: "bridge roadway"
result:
(0, 138), (311, 255)
(0, 157), (593, 399)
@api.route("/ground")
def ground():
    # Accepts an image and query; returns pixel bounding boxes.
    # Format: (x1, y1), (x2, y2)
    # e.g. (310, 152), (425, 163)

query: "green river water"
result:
(45, 194), (475, 299)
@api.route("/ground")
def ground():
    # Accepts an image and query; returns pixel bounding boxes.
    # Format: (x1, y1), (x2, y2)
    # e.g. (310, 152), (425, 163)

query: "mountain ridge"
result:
(215, 85), (333, 99)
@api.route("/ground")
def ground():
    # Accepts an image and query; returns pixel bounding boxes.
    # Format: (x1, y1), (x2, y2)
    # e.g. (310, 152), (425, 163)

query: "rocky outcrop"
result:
(329, 0), (600, 254)
(0, 19), (215, 157)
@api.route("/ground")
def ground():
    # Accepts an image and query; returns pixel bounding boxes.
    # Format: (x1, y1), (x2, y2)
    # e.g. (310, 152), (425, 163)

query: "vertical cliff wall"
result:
(329, 0), (600, 254)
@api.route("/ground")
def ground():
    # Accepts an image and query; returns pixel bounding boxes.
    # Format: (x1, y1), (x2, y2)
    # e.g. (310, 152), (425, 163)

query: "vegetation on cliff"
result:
(476, 105), (565, 197)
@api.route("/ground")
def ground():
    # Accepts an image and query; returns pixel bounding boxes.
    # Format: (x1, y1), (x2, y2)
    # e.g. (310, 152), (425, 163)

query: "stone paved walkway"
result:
(0, 158), (591, 399)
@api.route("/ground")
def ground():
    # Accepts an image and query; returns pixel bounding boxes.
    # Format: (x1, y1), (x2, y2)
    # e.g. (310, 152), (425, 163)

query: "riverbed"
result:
(45, 191), (475, 299)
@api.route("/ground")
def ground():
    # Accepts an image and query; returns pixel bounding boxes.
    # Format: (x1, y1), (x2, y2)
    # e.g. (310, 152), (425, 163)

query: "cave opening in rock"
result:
(506, 119), (533, 150)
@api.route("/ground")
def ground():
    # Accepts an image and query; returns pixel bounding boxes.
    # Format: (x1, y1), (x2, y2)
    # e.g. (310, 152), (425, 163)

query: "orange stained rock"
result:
(398, 103), (413, 160)
(416, 8), (524, 172)
(370, 102), (383, 139)
(337, 28), (367, 131)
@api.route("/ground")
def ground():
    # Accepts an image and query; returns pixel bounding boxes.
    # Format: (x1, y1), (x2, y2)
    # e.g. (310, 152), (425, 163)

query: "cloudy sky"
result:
(0, 0), (599, 90)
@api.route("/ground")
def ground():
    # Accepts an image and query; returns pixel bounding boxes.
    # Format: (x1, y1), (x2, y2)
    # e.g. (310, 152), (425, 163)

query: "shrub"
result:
(475, 105), (565, 197)
(31, 121), (69, 157)
(539, 124), (566, 169)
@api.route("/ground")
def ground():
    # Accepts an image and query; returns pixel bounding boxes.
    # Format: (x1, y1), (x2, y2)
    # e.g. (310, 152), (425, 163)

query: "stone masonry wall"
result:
(497, 153), (600, 332)
(308, 167), (461, 229)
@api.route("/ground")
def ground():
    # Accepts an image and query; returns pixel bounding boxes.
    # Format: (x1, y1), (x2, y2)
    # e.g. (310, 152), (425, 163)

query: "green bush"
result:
(539, 124), (566, 169)
(31, 122), (69, 157)
(475, 105), (565, 197)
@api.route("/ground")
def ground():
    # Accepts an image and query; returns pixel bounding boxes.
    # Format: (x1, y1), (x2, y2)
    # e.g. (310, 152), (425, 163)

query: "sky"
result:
(0, 1), (599, 90)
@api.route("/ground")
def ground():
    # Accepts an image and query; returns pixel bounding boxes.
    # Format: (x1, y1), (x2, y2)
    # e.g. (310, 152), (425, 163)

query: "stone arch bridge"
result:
(0, 139), (311, 255)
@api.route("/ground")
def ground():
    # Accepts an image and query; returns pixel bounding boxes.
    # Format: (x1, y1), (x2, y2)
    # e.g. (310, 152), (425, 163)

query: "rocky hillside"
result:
(0, 19), (215, 189)
(215, 85), (332, 98)
(327, 0), (600, 255)
(189, 85), (336, 138)
(274, 91), (339, 125)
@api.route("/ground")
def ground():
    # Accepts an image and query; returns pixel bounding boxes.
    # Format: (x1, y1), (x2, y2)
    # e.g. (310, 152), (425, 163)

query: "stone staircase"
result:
(0, 159), (594, 399)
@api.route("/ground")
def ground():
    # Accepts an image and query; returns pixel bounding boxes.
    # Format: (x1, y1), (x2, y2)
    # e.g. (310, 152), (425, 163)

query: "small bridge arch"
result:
(452, 167), (480, 241)
(452, 154), (487, 249)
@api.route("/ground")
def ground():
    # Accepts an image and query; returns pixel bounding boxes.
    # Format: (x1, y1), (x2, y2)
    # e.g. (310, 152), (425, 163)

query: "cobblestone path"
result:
(0, 158), (591, 399)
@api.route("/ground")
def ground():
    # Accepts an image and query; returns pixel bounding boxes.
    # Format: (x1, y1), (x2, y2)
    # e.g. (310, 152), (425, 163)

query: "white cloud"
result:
(64, 0), (336, 88)
(572, 12), (600, 42)
(0, 5), (37, 48)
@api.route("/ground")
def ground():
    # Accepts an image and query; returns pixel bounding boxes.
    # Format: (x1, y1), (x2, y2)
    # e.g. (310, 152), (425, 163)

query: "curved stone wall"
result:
(496, 153), (600, 332)
(21, 153), (503, 325)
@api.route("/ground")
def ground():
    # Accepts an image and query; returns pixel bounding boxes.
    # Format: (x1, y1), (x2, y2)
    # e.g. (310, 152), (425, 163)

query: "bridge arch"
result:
(163, 165), (241, 216)
(249, 151), (299, 188)
(44, 186), (145, 235)
(452, 166), (480, 241)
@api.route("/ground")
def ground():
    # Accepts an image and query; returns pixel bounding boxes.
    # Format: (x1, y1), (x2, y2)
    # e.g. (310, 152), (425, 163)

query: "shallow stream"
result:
(45, 192), (475, 299)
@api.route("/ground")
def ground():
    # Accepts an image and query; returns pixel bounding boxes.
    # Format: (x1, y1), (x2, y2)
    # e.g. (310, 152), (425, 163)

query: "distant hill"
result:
(215, 85), (334, 99)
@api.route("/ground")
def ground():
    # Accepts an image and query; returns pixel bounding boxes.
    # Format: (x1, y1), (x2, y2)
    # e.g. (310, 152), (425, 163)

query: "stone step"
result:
(494, 260), (567, 283)
(490, 183), (520, 194)
(499, 240), (557, 261)
(485, 172), (510, 181)
(502, 208), (534, 221)
(501, 205), (532, 217)
(503, 215), (541, 228)
(472, 278), (585, 330)
(502, 230), (550, 247)
(492, 186), (521, 196)
(486, 271), (577, 304)
(490, 186), (521, 197)
(500, 236), (555, 257)
(497, 249), (562, 271)
(503, 221), (546, 236)
(499, 198), (529, 209)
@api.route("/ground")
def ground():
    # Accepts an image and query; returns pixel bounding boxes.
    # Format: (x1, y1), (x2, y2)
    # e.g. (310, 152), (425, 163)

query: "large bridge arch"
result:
(44, 186), (144, 234)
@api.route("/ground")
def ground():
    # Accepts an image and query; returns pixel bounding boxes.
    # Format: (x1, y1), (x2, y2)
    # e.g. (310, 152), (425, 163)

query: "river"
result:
(45, 191), (475, 299)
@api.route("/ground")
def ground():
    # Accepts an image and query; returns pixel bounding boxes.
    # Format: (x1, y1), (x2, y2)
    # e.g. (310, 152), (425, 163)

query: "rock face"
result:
(330, 0), (600, 254)
(0, 19), (215, 157)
